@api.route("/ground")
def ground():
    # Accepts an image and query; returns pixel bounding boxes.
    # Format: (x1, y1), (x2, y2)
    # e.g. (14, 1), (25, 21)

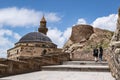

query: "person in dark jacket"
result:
(93, 47), (98, 62)
(99, 46), (103, 61)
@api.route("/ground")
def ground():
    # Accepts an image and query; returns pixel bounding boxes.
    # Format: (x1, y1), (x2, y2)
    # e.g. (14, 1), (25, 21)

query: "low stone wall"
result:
(0, 52), (70, 77)
(70, 50), (107, 61)
(107, 47), (120, 80)
(0, 64), (8, 75)
(0, 59), (30, 76)
(19, 52), (70, 66)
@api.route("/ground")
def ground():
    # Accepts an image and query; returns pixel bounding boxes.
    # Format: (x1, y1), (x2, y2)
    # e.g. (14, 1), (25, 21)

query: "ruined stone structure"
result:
(63, 24), (113, 60)
(107, 8), (120, 80)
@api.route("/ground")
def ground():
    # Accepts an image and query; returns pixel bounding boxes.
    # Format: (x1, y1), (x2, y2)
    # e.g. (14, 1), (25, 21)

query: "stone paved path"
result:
(1, 71), (115, 80)
(0, 61), (116, 80)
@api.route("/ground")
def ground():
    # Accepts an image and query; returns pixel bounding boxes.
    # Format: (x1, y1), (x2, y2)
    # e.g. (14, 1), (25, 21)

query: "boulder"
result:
(70, 25), (94, 43)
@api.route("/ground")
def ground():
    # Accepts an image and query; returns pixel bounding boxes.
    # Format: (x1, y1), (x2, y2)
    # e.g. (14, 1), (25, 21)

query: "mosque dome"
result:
(18, 32), (52, 43)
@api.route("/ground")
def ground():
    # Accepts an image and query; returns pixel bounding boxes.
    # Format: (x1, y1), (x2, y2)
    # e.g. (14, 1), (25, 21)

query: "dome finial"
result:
(41, 14), (46, 22)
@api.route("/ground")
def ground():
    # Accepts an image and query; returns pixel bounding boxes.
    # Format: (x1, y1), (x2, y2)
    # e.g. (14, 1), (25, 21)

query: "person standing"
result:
(99, 46), (103, 62)
(93, 47), (98, 62)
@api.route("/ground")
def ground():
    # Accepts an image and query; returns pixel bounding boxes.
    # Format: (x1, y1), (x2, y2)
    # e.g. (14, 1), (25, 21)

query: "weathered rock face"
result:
(107, 8), (120, 80)
(70, 25), (94, 43)
(63, 24), (113, 61)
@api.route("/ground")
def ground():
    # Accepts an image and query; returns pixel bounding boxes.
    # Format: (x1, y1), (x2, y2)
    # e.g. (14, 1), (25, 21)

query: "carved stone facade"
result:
(107, 8), (120, 80)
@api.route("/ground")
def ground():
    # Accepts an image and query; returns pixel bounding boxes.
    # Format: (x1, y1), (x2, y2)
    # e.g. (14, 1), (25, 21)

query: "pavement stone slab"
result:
(1, 71), (115, 80)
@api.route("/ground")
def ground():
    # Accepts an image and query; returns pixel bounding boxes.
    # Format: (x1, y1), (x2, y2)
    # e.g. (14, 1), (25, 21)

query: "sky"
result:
(0, 0), (120, 58)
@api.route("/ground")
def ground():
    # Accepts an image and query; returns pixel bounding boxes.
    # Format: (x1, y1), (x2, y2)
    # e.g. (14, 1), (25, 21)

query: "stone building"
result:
(7, 16), (59, 60)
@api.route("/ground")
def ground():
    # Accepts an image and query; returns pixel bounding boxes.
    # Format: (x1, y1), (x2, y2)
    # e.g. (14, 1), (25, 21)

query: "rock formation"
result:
(63, 24), (113, 60)
(70, 25), (94, 43)
(107, 8), (120, 80)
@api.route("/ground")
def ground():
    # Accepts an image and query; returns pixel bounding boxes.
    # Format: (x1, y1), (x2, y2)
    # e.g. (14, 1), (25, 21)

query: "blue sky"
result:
(0, 0), (120, 57)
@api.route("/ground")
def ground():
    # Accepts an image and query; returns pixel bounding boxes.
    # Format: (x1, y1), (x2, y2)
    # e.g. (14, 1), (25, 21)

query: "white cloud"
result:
(0, 7), (61, 27)
(63, 27), (72, 40)
(46, 13), (61, 22)
(47, 27), (72, 48)
(76, 14), (117, 31)
(0, 37), (13, 58)
(13, 33), (21, 40)
(77, 18), (87, 24)
(0, 28), (21, 58)
(0, 49), (8, 58)
(0, 29), (12, 36)
(92, 14), (117, 31)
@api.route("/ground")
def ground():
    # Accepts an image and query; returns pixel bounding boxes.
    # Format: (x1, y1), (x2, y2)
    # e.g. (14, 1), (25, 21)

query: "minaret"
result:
(38, 16), (48, 35)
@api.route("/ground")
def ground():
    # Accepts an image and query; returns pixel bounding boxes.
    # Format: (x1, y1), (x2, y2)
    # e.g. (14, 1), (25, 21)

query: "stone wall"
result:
(7, 46), (60, 60)
(0, 58), (30, 76)
(0, 64), (8, 75)
(70, 50), (107, 61)
(107, 48), (118, 78)
(107, 8), (120, 80)
(0, 52), (70, 77)
(19, 52), (70, 66)
(7, 42), (57, 60)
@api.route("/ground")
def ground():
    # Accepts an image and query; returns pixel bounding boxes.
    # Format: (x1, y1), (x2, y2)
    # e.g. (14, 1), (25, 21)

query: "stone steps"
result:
(1, 61), (115, 80)
(63, 61), (108, 65)
(42, 65), (110, 72)
(41, 61), (110, 72)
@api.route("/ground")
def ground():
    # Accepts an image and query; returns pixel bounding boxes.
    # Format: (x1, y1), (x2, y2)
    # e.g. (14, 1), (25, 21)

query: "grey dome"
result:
(18, 32), (52, 43)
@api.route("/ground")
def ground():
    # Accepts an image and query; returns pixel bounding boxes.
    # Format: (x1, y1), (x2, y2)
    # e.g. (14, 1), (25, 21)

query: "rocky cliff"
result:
(63, 24), (113, 61)
(107, 8), (120, 80)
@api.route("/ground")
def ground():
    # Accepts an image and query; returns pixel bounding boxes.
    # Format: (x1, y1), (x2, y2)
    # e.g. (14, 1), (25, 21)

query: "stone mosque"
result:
(0, 16), (69, 76)
(7, 16), (59, 60)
